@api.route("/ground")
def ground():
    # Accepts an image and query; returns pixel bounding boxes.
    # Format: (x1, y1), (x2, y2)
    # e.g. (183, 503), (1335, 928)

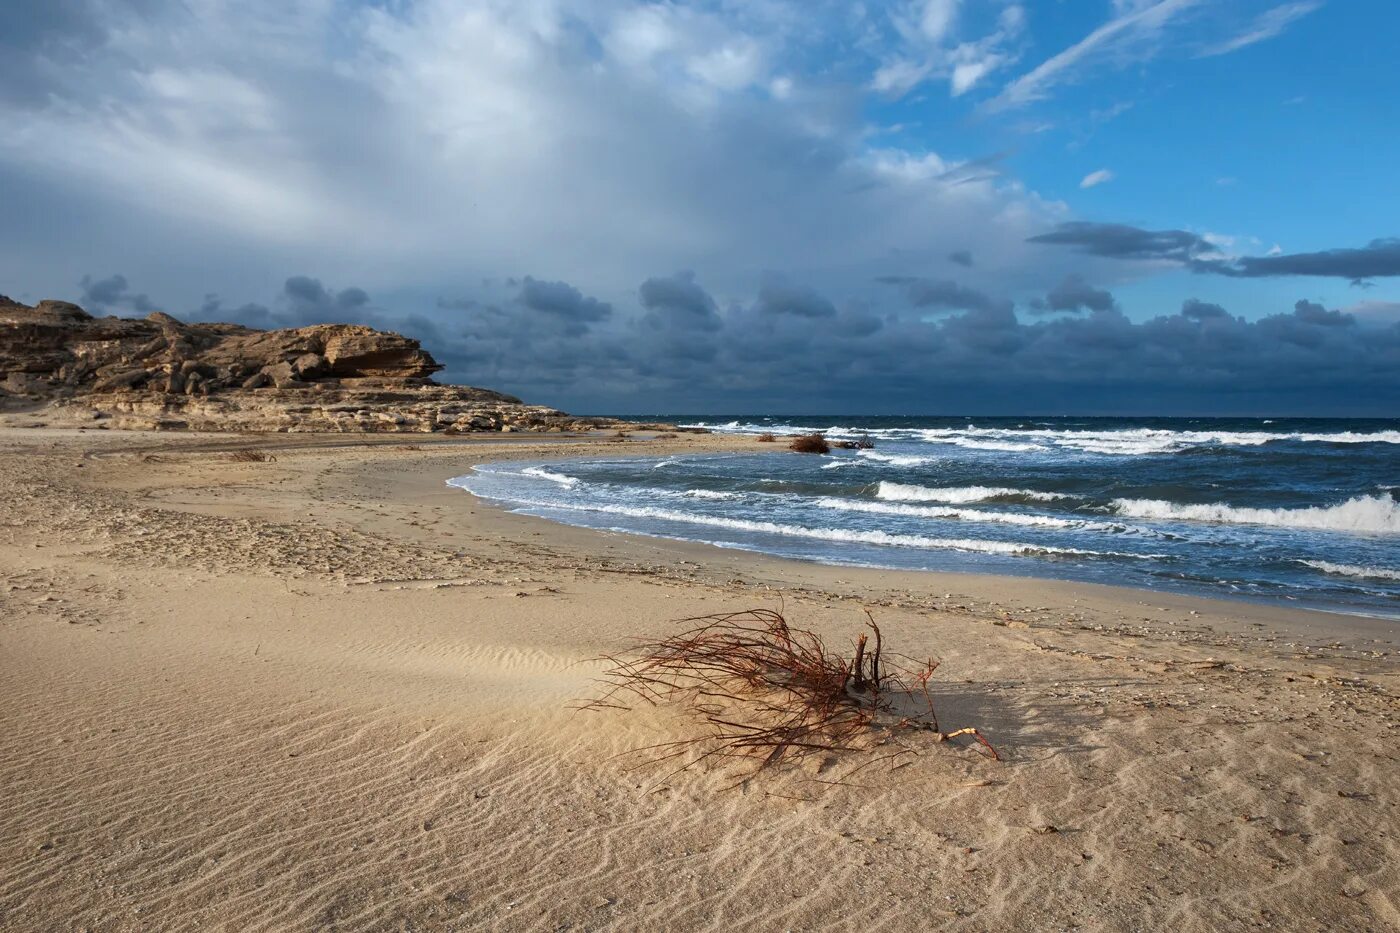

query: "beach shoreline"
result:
(1, 425), (1396, 931)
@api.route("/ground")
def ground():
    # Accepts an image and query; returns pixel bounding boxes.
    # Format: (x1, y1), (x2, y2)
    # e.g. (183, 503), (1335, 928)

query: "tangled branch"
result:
(580, 609), (997, 782)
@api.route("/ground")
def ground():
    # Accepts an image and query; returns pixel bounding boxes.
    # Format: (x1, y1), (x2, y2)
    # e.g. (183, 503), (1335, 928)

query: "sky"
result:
(2, 0), (1398, 415)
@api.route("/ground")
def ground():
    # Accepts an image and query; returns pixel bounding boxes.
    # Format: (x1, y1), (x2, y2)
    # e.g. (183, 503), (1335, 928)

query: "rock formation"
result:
(0, 296), (628, 433)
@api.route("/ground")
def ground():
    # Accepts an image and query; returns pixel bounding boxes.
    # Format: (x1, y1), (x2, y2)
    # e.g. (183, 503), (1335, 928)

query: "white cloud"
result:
(989, 0), (1202, 110)
(1198, 2), (1322, 57)
(872, 0), (1023, 99)
(920, 0), (959, 43)
(0, 0), (1074, 309)
(1080, 169), (1114, 189)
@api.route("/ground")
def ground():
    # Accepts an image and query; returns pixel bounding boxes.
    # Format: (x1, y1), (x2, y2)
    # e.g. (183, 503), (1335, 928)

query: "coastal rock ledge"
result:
(0, 296), (633, 434)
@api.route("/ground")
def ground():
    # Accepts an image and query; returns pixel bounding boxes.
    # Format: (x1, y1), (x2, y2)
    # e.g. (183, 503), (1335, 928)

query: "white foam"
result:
(815, 497), (1126, 531)
(682, 489), (740, 500)
(1111, 494), (1400, 535)
(519, 466), (580, 487)
(687, 420), (1400, 453)
(876, 482), (1071, 504)
(857, 450), (939, 467)
(497, 497), (1132, 559)
(1299, 560), (1400, 582)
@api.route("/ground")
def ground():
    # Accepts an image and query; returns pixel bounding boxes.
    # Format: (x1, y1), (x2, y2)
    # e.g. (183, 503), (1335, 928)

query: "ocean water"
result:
(447, 416), (1400, 620)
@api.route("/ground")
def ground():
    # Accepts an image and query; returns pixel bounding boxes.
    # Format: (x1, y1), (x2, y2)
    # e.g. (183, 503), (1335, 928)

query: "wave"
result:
(876, 482), (1072, 505)
(857, 450), (939, 467)
(1111, 494), (1400, 534)
(815, 497), (1132, 532)
(683, 421), (1400, 453)
(496, 497), (1140, 560)
(944, 438), (1047, 453)
(518, 466), (580, 487)
(682, 488), (740, 500)
(1299, 560), (1400, 582)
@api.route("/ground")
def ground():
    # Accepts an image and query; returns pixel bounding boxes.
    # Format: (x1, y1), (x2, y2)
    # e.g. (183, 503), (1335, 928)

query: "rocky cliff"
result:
(0, 296), (621, 434)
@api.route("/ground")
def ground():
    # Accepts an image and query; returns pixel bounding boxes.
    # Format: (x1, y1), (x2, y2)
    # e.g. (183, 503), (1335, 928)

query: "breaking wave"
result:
(1299, 560), (1400, 582)
(876, 482), (1072, 505)
(816, 497), (1133, 533)
(1111, 494), (1400, 534)
(517, 499), (1137, 560)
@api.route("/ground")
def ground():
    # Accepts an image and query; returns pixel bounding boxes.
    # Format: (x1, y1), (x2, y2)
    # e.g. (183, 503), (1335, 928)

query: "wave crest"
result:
(876, 482), (1071, 504)
(1111, 494), (1400, 534)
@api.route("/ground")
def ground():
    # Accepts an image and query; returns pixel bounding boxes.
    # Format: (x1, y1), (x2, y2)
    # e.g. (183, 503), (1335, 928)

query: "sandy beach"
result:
(1, 426), (1396, 932)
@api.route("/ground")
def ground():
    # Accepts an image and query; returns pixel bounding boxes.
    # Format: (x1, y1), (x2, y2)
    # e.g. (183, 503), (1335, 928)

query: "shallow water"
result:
(449, 416), (1400, 620)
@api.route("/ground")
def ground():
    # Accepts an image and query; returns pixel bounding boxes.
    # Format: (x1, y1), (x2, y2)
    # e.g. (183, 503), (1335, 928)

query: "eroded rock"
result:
(0, 296), (630, 434)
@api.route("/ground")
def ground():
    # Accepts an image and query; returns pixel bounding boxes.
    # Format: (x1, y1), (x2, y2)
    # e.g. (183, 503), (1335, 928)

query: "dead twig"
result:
(578, 608), (997, 784)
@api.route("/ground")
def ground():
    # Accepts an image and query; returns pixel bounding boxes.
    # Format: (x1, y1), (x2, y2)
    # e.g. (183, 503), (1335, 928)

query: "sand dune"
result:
(0, 427), (1396, 931)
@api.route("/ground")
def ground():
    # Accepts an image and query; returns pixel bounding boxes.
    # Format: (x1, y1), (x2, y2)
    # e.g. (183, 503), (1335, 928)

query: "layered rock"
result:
(0, 296), (625, 433)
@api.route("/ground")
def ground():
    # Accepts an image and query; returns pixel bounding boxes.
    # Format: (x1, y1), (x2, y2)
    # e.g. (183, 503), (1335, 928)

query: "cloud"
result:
(1030, 224), (1400, 283)
(2, 0), (1079, 325)
(1027, 222), (1219, 263)
(872, 0), (1026, 98)
(79, 273), (156, 314)
(755, 279), (837, 318)
(989, 0), (1202, 110)
(518, 276), (613, 322)
(1179, 298), (1232, 320)
(1194, 238), (1400, 284)
(1080, 169), (1114, 189)
(78, 270), (1400, 415)
(638, 270), (721, 331)
(877, 276), (1009, 314)
(1031, 274), (1117, 313)
(1198, 2), (1322, 57)
(948, 250), (974, 268)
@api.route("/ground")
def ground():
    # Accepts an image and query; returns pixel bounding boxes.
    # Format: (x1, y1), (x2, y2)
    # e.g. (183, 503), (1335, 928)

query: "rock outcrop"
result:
(0, 296), (626, 434)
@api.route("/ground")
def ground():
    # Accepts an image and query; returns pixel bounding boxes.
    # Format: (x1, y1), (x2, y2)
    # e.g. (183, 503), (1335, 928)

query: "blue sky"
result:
(2, 0), (1398, 414)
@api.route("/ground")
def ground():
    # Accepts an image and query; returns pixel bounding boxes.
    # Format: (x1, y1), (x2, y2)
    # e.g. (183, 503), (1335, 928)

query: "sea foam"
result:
(1299, 560), (1400, 582)
(1111, 494), (1400, 534)
(876, 482), (1071, 504)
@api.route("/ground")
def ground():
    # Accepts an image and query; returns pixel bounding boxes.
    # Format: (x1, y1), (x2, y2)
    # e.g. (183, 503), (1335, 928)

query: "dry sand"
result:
(0, 426), (1396, 932)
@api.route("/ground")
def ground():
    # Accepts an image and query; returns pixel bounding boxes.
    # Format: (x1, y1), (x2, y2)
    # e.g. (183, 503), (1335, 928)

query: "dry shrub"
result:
(228, 449), (276, 463)
(655, 432), (679, 439)
(788, 433), (830, 454)
(582, 609), (996, 783)
(755, 432), (777, 443)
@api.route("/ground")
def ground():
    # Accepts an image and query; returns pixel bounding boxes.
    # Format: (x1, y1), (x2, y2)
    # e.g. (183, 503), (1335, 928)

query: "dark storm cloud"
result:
(79, 273), (156, 314)
(1030, 274), (1116, 314)
(1031, 224), (1400, 284)
(187, 276), (381, 330)
(755, 280), (837, 318)
(638, 271), (721, 331)
(1027, 222), (1218, 262)
(517, 276), (613, 322)
(947, 250), (974, 268)
(70, 271), (1400, 415)
(877, 276), (1009, 314)
(1179, 298), (1231, 321)
(283, 276), (372, 323)
(1194, 238), (1400, 284)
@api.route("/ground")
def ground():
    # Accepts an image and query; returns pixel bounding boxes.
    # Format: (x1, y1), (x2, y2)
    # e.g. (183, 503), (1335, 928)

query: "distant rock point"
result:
(0, 298), (626, 434)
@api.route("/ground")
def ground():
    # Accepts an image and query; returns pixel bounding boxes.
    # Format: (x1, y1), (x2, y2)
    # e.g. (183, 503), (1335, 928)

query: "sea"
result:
(447, 416), (1400, 620)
